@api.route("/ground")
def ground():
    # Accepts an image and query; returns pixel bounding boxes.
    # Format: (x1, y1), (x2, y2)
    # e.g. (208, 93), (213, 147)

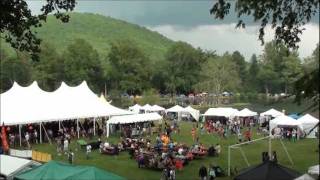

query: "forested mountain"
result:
(2, 13), (174, 61)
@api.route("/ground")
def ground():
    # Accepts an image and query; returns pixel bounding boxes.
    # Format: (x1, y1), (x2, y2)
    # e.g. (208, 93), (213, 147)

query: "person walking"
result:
(199, 164), (208, 180)
(208, 164), (216, 180)
(86, 144), (92, 159)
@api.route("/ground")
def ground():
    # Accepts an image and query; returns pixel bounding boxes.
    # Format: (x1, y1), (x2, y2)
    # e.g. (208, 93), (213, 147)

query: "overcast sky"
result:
(28, 1), (319, 60)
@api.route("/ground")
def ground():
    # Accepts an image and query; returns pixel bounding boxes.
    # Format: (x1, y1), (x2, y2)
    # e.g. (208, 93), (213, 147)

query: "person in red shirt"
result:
(244, 129), (252, 141)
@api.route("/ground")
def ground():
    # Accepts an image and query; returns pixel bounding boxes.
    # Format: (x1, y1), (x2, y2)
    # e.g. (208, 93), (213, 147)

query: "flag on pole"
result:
(1, 123), (9, 152)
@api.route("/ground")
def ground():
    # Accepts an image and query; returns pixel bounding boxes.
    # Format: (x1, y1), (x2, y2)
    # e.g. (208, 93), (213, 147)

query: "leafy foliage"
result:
(0, 0), (76, 60)
(210, 0), (319, 49)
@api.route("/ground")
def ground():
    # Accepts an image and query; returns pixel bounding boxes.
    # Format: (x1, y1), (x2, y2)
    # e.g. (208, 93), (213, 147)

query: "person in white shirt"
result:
(64, 138), (69, 154)
(25, 132), (30, 149)
(86, 144), (92, 159)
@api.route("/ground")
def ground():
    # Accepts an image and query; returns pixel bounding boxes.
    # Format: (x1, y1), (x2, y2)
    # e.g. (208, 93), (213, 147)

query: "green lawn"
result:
(31, 121), (318, 180)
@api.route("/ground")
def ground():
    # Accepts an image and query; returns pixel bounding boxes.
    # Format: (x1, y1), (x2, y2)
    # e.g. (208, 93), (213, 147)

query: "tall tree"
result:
(32, 43), (65, 91)
(0, 55), (32, 92)
(210, 0), (319, 49)
(63, 39), (104, 93)
(164, 41), (206, 95)
(248, 54), (259, 91)
(107, 40), (151, 95)
(231, 51), (247, 85)
(1, 0), (76, 60)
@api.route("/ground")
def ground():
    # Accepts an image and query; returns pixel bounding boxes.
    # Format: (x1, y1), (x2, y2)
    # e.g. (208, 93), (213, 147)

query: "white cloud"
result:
(148, 23), (319, 60)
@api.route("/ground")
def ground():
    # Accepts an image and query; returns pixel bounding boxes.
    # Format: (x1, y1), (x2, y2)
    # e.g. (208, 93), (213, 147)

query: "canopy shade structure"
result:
(235, 108), (258, 117)
(106, 113), (162, 137)
(0, 155), (39, 178)
(14, 160), (125, 180)
(184, 106), (200, 121)
(128, 104), (142, 113)
(269, 115), (303, 132)
(151, 105), (165, 112)
(298, 114), (319, 138)
(141, 104), (153, 112)
(203, 107), (239, 118)
(166, 105), (185, 113)
(234, 161), (301, 180)
(99, 95), (134, 116)
(260, 108), (284, 117)
(0, 81), (130, 126)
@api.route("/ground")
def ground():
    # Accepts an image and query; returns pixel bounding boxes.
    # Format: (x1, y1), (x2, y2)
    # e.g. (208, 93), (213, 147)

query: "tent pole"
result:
(228, 146), (231, 176)
(42, 123), (52, 145)
(93, 118), (96, 136)
(19, 124), (22, 147)
(268, 132), (272, 160)
(39, 122), (42, 143)
(59, 121), (61, 131)
(77, 119), (79, 139)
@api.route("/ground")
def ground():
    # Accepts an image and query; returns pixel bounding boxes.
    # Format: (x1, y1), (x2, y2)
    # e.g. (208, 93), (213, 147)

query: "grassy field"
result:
(30, 121), (319, 180)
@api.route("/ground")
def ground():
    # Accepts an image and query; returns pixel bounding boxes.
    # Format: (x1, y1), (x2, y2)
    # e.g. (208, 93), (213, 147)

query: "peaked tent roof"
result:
(15, 160), (125, 180)
(0, 155), (34, 177)
(298, 114), (319, 124)
(234, 161), (301, 180)
(99, 95), (134, 116)
(260, 108), (284, 117)
(203, 107), (239, 117)
(269, 115), (303, 131)
(0, 81), (130, 125)
(166, 105), (185, 113)
(141, 104), (153, 111)
(235, 108), (258, 117)
(151, 105), (165, 112)
(184, 106), (200, 121)
(128, 104), (142, 113)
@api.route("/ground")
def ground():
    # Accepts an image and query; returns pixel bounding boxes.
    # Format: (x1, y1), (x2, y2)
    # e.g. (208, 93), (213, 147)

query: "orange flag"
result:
(1, 123), (9, 152)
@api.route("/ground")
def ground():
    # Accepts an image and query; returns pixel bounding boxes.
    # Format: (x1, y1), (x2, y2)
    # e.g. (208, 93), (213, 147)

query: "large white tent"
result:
(99, 95), (134, 116)
(260, 108), (284, 117)
(234, 108), (258, 117)
(106, 113), (162, 137)
(298, 114), (319, 138)
(203, 107), (239, 118)
(141, 104), (153, 112)
(269, 115), (303, 133)
(166, 105), (200, 121)
(0, 81), (132, 125)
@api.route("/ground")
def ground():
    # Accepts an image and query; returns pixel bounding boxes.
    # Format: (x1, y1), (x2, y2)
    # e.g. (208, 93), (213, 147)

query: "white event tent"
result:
(0, 81), (133, 144)
(260, 108), (284, 117)
(166, 105), (185, 113)
(151, 105), (166, 112)
(106, 113), (162, 137)
(0, 155), (40, 178)
(269, 115), (303, 133)
(298, 114), (319, 138)
(99, 95), (134, 116)
(184, 106), (200, 121)
(203, 107), (239, 118)
(235, 108), (258, 117)
(129, 104), (142, 113)
(141, 104), (153, 113)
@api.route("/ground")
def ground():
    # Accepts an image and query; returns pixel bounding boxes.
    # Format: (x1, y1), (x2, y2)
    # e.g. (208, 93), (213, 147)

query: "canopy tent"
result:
(141, 104), (153, 113)
(298, 114), (319, 138)
(0, 81), (130, 126)
(166, 105), (185, 113)
(106, 113), (162, 137)
(99, 95), (134, 116)
(0, 155), (39, 178)
(295, 165), (319, 180)
(234, 108), (258, 117)
(184, 106), (200, 121)
(14, 160), (124, 180)
(128, 104), (142, 113)
(151, 105), (165, 112)
(269, 115), (304, 133)
(203, 107), (239, 118)
(260, 108), (284, 118)
(234, 161), (301, 180)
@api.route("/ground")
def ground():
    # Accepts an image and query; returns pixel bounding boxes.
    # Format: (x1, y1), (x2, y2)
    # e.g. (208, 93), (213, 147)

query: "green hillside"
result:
(2, 13), (174, 61)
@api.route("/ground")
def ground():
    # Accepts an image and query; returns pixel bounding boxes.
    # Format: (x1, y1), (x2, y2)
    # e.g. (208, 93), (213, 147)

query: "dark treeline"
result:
(0, 39), (319, 102)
